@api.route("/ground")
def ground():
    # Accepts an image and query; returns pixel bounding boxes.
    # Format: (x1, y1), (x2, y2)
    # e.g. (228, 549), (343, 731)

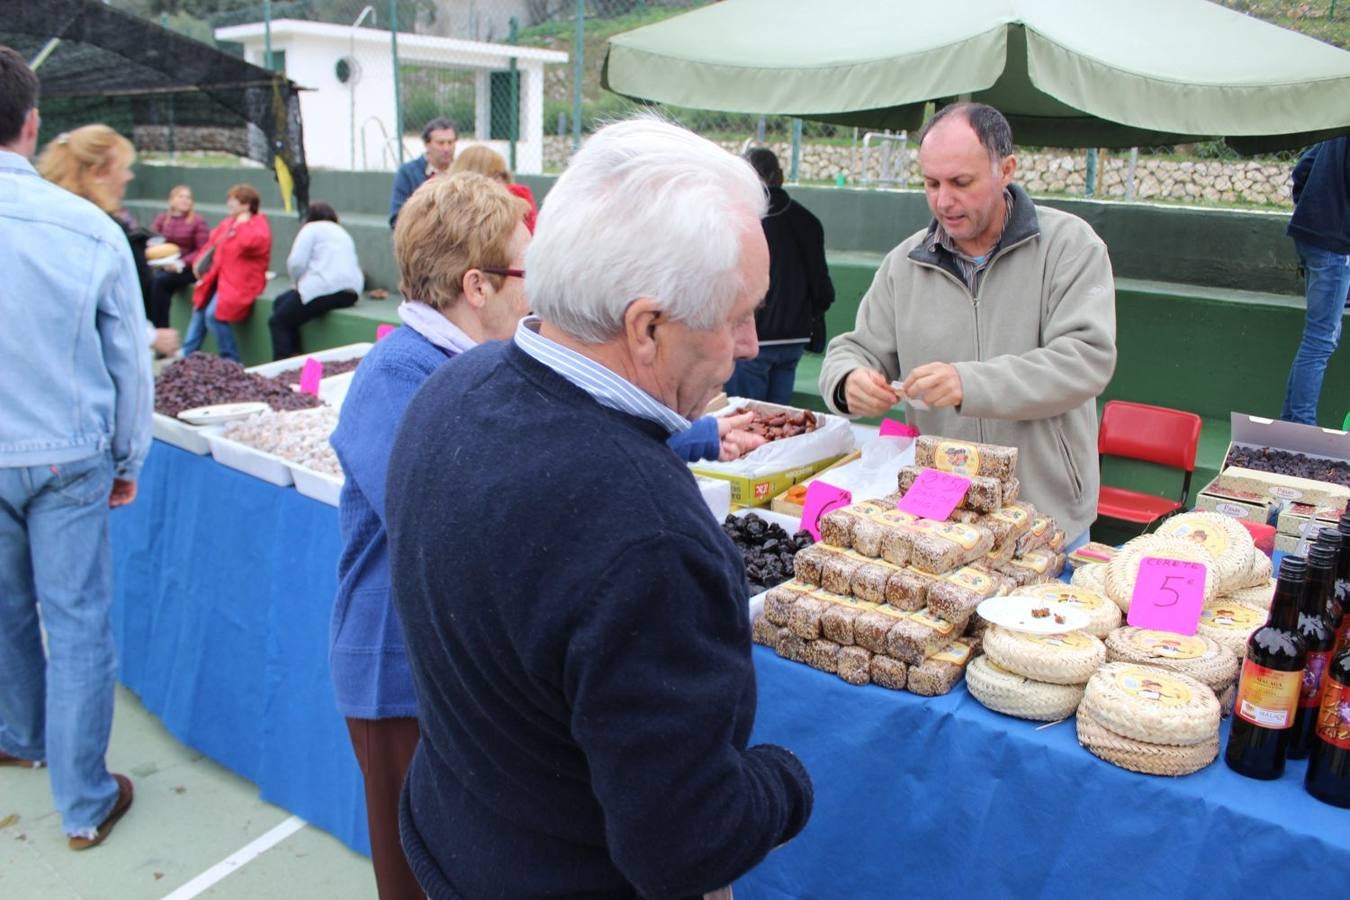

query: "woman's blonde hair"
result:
(449, 145), (511, 184)
(36, 124), (135, 213)
(394, 172), (525, 313)
(168, 184), (198, 223)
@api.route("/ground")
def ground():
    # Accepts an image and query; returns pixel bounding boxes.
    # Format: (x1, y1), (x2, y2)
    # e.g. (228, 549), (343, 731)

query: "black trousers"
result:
(267, 287), (359, 360)
(148, 267), (196, 329)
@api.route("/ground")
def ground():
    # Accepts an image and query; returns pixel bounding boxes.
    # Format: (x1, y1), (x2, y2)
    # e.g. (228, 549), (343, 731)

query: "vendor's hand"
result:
(109, 478), (137, 508)
(717, 412), (768, 461)
(901, 362), (963, 409)
(151, 328), (181, 358)
(843, 368), (900, 417)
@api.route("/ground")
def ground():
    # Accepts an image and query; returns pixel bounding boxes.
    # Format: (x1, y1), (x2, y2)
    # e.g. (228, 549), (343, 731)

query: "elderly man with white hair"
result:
(385, 116), (815, 900)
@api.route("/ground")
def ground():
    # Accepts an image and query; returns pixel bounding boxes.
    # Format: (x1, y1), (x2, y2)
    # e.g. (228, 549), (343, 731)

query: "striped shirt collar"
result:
(927, 187), (1015, 293)
(513, 316), (691, 434)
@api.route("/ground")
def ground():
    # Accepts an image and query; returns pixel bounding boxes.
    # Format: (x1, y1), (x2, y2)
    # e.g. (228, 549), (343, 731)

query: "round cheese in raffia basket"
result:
(966, 655), (1085, 721)
(1228, 548), (1273, 593)
(1155, 511), (1254, 593)
(1080, 662), (1220, 746)
(1070, 562), (1108, 595)
(1076, 705), (1219, 776)
(1222, 577), (1275, 610)
(1017, 583), (1122, 639)
(1104, 535), (1216, 613)
(1103, 627), (1239, 693)
(982, 625), (1106, 685)
(1196, 599), (1266, 658)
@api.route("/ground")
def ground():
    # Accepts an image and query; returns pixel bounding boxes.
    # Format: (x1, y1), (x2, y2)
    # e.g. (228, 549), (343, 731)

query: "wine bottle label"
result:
(1315, 677), (1350, 751)
(1234, 660), (1301, 729)
(1300, 651), (1332, 708)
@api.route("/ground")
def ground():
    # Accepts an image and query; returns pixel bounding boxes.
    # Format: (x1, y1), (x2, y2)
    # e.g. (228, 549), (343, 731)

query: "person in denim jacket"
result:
(0, 46), (152, 851)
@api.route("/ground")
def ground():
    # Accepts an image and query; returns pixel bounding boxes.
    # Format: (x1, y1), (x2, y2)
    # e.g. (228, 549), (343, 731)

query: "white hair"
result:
(526, 114), (768, 343)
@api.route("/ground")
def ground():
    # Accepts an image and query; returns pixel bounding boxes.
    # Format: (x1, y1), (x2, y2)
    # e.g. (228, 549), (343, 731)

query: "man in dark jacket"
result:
(725, 148), (834, 405)
(1281, 136), (1350, 426)
(387, 117), (457, 227)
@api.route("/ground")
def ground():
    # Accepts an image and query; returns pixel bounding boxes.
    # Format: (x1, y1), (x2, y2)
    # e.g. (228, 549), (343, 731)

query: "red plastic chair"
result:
(1096, 400), (1203, 533)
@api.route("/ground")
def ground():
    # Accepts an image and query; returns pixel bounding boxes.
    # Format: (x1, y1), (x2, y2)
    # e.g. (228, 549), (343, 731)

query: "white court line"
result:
(160, 815), (307, 900)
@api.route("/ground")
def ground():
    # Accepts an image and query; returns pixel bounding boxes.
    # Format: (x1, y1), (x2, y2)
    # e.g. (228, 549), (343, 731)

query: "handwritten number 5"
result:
(1154, 575), (1185, 608)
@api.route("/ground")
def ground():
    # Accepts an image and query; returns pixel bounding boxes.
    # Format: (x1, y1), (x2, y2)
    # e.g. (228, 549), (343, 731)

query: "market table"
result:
(110, 442), (1349, 895)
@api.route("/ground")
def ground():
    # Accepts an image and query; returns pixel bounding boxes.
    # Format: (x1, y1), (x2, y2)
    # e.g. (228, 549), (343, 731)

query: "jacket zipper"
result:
(911, 233), (1037, 445)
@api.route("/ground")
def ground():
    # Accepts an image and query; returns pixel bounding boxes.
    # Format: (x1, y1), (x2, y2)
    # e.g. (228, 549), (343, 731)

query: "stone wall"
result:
(542, 136), (1295, 208)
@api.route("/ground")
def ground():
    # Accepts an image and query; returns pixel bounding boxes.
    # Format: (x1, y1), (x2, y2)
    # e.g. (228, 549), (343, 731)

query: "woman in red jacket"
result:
(182, 183), (271, 362)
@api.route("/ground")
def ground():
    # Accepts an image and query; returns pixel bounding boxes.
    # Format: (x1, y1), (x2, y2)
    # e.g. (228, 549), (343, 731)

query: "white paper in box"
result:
(695, 399), (855, 479)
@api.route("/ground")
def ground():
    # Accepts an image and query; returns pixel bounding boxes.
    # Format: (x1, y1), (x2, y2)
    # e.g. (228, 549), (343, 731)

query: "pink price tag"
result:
(1126, 557), (1208, 635)
(298, 357), (323, 396)
(879, 418), (919, 438)
(897, 468), (970, 521)
(375, 323), (396, 341)
(798, 481), (852, 542)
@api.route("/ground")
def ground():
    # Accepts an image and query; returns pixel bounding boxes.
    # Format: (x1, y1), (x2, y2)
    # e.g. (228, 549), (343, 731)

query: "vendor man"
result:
(387, 116), (457, 227)
(386, 115), (813, 899)
(819, 103), (1116, 547)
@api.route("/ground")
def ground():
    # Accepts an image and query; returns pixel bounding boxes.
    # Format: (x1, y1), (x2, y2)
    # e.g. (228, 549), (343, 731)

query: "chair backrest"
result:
(1098, 400), (1203, 472)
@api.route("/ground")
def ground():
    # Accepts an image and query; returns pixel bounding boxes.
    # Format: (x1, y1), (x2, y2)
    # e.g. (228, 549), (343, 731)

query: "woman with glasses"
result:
(328, 172), (528, 900)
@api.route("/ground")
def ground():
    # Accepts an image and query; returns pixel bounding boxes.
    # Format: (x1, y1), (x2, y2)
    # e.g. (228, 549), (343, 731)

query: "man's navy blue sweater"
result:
(1288, 137), (1350, 255)
(385, 340), (813, 900)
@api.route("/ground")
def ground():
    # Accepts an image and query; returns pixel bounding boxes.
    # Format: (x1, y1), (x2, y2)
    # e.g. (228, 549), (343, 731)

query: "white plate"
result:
(977, 594), (1091, 635)
(147, 253), (182, 268)
(176, 402), (269, 426)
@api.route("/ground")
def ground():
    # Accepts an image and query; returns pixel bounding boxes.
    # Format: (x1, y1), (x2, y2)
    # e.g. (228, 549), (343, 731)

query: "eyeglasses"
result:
(480, 267), (525, 280)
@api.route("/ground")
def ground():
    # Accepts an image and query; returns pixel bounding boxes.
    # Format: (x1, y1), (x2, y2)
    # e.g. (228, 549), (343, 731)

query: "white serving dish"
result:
(977, 595), (1091, 635)
(696, 475), (731, 522)
(732, 506), (804, 535)
(206, 431), (294, 487)
(176, 401), (269, 426)
(291, 465), (344, 507)
(246, 343), (373, 381)
(152, 413), (217, 454)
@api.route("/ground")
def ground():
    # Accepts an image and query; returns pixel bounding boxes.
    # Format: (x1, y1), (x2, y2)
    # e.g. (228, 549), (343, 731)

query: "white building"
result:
(215, 19), (567, 174)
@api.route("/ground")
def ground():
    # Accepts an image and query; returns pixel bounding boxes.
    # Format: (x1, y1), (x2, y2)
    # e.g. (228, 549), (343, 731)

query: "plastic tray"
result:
(206, 431), (294, 487)
(153, 413), (217, 455)
(247, 343), (373, 381)
(291, 465), (343, 507)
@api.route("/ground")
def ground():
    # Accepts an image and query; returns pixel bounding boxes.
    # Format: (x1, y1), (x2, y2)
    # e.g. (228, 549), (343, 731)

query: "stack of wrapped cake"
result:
(751, 437), (1066, 696)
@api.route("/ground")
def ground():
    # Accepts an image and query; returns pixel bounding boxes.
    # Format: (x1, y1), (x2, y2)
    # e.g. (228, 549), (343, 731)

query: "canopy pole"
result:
(264, 0), (272, 70)
(509, 17), (519, 172)
(28, 38), (60, 71)
(789, 118), (802, 183)
(1085, 148), (1097, 198)
(391, 0), (404, 165)
(572, 0), (584, 152)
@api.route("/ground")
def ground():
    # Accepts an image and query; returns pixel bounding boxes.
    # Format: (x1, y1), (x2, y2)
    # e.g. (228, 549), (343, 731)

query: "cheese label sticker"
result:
(1028, 517), (1051, 537)
(911, 519), (983, 551)
(932, 440), (981, 477)
(1200, 602), (1264, 631)
(1235, 660), (1301, 729)
(1314, 677), (1350, 750)
(1165, 519), (1231, 561)
(1028, 585), (1104, 610)
(870, 507), (920, 528)
(993, 505), (1030, 527)
(1126, 630), (1209, 660)
(910, 608), (956, 635)
(946, 567), (993, 593)
(1027, 631), (1096, 651)
(1114, 666), (1193, 707)
(930, 641), (973, 665)
(1009, 551), (1054, 574)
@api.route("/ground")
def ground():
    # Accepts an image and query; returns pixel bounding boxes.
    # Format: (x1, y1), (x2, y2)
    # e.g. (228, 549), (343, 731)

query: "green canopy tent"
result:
(602, 0), (1350, 153)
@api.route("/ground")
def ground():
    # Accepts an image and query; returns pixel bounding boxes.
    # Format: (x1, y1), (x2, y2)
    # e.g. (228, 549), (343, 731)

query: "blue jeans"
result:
(725, 343), (806, 406)
(182, 293), (241, 363)
(1281, 240), (1349, 425)
(0, 452), (120, 836)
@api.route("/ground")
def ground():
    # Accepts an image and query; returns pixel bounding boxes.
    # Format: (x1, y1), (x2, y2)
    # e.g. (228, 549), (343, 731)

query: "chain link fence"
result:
(116, 0), (1333, 207)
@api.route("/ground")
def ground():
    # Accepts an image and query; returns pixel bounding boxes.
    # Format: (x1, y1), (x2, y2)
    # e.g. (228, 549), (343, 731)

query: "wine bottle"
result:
(1225, 555), (1309, 780)
(1305, 645), (1350, 808)
(1288, 545), (1337, 759)
(1333, 514), (1350, 655)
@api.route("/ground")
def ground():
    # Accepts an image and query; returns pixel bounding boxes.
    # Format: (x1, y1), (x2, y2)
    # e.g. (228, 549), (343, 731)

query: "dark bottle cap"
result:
(1308, 544), (1336, 568)
(1279, 555), (1308, 578)
(1318, 527), (1344, 547)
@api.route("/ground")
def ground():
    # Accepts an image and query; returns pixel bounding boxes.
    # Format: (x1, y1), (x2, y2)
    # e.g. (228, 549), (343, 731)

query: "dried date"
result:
(1225, 445), (1350, 488)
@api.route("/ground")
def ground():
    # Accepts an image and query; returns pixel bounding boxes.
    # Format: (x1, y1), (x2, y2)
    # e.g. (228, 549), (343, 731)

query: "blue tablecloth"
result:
(111, 443), (1350, 894)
